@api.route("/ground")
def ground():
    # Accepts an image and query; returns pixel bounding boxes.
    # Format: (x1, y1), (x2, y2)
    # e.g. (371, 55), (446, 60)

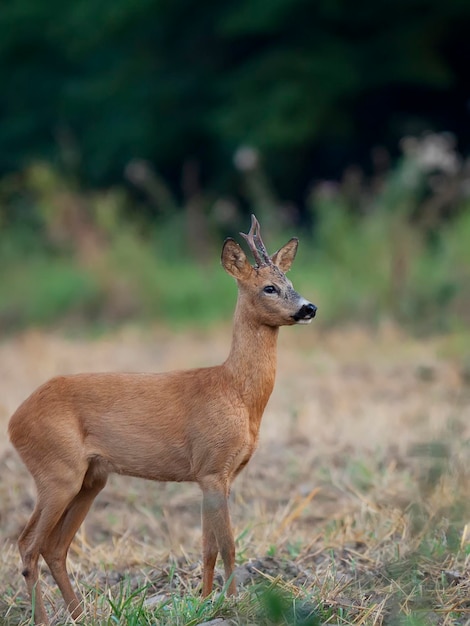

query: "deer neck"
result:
(224, 299), (279, 435)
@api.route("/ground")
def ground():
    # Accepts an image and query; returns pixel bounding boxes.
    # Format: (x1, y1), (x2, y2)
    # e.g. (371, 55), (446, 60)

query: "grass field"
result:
(0, 323), (469, 625)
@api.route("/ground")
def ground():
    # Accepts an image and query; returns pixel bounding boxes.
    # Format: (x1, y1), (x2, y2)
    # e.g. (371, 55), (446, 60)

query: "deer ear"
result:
(221, 238), (253, 280)
(271, 237), (299, 272)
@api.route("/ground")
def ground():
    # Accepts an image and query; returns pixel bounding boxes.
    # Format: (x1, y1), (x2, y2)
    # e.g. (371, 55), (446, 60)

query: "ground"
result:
(0, 324), (469, 625)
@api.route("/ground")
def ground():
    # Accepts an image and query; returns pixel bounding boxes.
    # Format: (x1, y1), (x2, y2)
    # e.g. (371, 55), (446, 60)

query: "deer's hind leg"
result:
(18, 505), (49, 625)
(18, 465), (88, 625)
(41, 464), (108, 620)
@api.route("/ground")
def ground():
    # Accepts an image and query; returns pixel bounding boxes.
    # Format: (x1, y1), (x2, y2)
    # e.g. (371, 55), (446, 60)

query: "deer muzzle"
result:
(293, 302), (317, 324)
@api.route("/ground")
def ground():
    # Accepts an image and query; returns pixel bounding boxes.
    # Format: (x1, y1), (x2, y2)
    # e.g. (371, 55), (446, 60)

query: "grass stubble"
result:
(0, 324), (469, 625)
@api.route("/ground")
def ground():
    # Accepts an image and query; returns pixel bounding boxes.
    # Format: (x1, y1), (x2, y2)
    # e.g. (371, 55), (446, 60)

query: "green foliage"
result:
(0, 258), (100, 329)
(87, 580), (323, 626)
(255, 584), (320, 625)
(304, 134), (470, 332)
(0, 131), (469, 334)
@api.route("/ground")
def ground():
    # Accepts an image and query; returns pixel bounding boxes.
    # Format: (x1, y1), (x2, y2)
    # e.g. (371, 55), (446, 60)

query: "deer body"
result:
(9, 216), (316, 625)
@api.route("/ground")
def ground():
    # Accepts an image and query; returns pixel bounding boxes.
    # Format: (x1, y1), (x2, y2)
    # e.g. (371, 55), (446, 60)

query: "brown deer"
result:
(9, 215), (316, 625)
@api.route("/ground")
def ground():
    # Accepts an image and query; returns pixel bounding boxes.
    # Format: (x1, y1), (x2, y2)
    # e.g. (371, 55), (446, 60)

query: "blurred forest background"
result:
(1, 0), (470, 334)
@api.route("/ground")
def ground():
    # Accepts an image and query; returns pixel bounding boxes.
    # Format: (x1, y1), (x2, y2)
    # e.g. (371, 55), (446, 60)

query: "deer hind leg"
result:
(41, 468), (108, 620)
(18, 468), (87, 625)
(18, 505), (49, 625)
(200, 477), (237, 596)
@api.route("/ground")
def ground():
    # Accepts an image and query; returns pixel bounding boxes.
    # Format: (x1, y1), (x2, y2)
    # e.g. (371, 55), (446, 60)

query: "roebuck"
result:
(9, 215), (316, 625)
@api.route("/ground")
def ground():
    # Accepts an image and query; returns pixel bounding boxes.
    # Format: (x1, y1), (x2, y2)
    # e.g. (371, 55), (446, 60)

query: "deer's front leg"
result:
(201, 504), (218, 596)
(200, 478), (237, 596)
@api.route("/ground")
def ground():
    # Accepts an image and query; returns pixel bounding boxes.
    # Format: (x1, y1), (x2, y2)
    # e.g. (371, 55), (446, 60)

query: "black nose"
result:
(294, 303), (317, 321)
(303, 303), (317, 318)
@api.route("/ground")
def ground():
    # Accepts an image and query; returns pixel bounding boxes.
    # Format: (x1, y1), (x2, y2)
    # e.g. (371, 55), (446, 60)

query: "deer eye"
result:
(263, 285), (278, 295)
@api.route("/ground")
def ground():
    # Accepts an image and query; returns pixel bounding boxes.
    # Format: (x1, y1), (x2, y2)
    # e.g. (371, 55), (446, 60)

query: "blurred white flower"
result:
(233, 146), (259, 172)
(400, 132), (460, 175)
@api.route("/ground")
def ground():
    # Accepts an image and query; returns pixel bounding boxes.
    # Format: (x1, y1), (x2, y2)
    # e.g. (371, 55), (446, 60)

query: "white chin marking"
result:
(296, 318), (313, 325)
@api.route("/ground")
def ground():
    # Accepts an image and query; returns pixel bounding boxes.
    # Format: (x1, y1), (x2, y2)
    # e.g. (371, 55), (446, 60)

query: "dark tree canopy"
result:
(1, 0), (469, 197)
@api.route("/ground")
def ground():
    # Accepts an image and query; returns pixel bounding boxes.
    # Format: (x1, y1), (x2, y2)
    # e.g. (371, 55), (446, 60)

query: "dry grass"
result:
(0, 324), (469, 625)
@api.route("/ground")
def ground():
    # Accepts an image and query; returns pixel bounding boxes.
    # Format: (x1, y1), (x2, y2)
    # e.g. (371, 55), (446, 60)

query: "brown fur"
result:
(8, 216), (315, 625)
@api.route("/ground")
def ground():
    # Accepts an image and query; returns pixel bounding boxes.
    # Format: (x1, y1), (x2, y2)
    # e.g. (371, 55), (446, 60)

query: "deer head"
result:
(221, 215), (316, 326)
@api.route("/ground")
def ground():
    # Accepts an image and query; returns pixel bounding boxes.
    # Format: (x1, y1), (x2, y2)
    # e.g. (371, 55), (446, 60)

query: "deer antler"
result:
(240, 214), (271, 267)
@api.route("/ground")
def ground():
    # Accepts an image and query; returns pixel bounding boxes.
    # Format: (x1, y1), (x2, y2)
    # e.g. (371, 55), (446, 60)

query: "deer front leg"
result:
(201, 512), (218, 596)
(200, 478), (237, 596)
